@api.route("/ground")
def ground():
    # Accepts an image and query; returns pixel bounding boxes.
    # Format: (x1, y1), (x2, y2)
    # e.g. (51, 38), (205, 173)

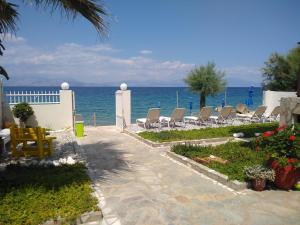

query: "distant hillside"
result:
(2, 75), (261, 87)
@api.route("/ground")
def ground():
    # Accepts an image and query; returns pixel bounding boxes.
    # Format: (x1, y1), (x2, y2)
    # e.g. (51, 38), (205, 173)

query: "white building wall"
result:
(263, 90), (296, 116)
(3, 90), (74, 130)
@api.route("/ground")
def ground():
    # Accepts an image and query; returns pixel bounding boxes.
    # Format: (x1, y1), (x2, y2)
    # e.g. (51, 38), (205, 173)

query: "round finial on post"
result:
(61, 82), (70, 90)
(120, 83), (128, 91)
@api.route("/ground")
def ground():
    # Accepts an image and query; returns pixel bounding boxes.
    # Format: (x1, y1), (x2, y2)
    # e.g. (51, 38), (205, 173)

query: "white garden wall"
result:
(263, 90), (296, 116)
(3, 90), (75, 130)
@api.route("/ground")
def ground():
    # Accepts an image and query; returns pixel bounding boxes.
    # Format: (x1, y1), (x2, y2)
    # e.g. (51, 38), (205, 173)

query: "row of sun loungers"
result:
(136, 104), (281, 129)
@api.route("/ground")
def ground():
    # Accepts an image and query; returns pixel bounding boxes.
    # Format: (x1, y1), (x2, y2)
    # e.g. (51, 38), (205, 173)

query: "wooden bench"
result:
(10, 126), (56, 159)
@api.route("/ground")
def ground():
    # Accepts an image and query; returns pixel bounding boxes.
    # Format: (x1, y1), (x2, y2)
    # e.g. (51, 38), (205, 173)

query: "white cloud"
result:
(223, 66), (260, 76)
(1, 35), (263, 86)
(0, 33), (26, 44)
(139, 50), (152, 55)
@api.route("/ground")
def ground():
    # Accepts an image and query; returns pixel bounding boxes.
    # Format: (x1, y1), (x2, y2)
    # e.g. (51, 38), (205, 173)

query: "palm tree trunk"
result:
(200, 93), (206, 109)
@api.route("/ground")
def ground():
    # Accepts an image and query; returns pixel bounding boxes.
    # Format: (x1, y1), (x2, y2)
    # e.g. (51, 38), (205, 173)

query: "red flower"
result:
(288, 158), (297, 163)
(263, 131), (274, 137)
(289, 135), (296, 141)
(276, 125), (286, 132)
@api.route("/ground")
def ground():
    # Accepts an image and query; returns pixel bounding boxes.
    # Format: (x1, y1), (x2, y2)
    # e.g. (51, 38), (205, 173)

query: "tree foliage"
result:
(0, 0), (107, 35)
(262, 46), (300, 91)
(184, 62), (226, 108)
(0, 0), (18, 34)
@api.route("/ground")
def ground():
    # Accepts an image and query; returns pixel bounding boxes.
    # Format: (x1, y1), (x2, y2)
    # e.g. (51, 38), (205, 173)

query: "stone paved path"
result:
(78, 126), (300, 225)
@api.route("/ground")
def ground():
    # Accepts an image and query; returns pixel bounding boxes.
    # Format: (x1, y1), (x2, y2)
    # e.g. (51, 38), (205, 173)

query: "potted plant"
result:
(245, 165), (275, 191)
(12, 102), (34, 127)
(256, 125), (300, 190)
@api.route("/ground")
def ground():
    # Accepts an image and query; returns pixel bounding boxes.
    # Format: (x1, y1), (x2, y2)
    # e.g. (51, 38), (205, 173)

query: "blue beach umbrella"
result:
(221, 98), (225, 107)
(245, 86), (254, 107)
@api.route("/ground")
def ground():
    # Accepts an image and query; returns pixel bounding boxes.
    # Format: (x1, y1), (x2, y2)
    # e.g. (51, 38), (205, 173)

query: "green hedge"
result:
(172, 142), (265, 181)
(0, 163), (98, 225)
(139, 122), (278, 142)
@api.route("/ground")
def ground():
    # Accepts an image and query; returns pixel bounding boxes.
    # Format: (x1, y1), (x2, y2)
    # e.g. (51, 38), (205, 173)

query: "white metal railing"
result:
(5, 91), (60, 105)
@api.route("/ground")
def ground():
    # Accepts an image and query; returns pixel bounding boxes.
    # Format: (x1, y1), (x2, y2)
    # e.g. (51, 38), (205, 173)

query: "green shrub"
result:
(0, 163), (98, 225)
(139, 122), (278, 142)
(172, 142), (266, 181)
(12, 102), (34, 124)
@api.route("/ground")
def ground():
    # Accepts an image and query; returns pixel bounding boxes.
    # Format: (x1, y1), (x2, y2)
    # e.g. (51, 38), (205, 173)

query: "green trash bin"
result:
(75, 121), (84, 137)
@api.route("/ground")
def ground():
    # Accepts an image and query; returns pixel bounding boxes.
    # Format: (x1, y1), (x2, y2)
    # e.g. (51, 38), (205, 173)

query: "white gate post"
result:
(116, 83), (131, 131)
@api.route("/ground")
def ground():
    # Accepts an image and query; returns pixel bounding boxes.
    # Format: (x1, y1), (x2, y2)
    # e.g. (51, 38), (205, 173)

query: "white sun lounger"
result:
(136, 108), (160, 129)
(210, 106), (233, 124)
(237, 105), (267, 123)
(265, 106), (280, 122)
(236, 103), (249, 114)
(184, 107), (212, 125)
(160, 108), (186, 127)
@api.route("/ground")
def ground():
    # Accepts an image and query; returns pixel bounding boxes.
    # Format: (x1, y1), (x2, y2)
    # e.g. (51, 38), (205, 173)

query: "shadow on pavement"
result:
(80, 140), (135, 184)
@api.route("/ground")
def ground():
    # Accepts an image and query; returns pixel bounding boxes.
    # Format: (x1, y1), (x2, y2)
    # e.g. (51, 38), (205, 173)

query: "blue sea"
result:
(3, 87), (262, 125)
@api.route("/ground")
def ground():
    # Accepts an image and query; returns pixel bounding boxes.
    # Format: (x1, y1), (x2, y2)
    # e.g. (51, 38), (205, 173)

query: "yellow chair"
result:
(10, 125), (56, 159)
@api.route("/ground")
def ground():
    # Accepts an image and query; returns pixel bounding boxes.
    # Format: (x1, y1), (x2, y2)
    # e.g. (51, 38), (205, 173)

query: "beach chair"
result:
(265, 106), (280, 122)
(237, 106), (267, 123)
(236, 103), (249, 114)
(184, 107), (212, 125)
(136, 108), (160, 129)
(160, 108), (186, 127)
(209, 106), (233, 125)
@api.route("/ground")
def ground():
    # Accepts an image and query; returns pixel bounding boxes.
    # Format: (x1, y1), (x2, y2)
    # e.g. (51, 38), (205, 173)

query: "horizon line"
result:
(3, 85), (262, 88)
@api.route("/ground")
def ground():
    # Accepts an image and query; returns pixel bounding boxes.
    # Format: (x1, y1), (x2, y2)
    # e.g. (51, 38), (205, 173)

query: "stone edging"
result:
(43, 210), (102, 225)
(124, 129), (234, 147)
(166, 150), (248, 191)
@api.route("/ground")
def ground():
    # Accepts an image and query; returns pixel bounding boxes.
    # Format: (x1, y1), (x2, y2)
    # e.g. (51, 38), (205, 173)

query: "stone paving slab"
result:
(78, 126), (300, 225)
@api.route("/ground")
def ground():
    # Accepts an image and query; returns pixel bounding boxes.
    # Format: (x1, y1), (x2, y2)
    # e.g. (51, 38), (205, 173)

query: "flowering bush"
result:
(255, 124), (300, 167)
(245, 165), (275, 181)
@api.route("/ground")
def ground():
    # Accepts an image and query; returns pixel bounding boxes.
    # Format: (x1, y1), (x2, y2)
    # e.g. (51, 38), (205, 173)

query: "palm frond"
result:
(0, 66), (9, 80)
(0, 0), (19, 33)
(29, 0), (108, 35)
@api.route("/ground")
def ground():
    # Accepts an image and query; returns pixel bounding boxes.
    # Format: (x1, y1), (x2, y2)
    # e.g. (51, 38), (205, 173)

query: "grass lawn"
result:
(0, 163), (98, 225)
(139, 122), (278, 142)
(172, 141), (266, 181)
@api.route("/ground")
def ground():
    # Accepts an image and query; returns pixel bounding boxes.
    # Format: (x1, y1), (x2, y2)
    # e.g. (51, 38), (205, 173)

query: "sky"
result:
(1, 0), (300, 87)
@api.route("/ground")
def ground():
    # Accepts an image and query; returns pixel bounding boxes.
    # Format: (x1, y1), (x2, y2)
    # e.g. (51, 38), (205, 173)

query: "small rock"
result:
(66, 156), (76, 165)
(31, 160), (39, 165)
(39, 159), (46, 165)
(233, 132), (244, 138)
(59, 158), (67, 164)
(52, 160), (60, 166)
(80, 211), (103, 223)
